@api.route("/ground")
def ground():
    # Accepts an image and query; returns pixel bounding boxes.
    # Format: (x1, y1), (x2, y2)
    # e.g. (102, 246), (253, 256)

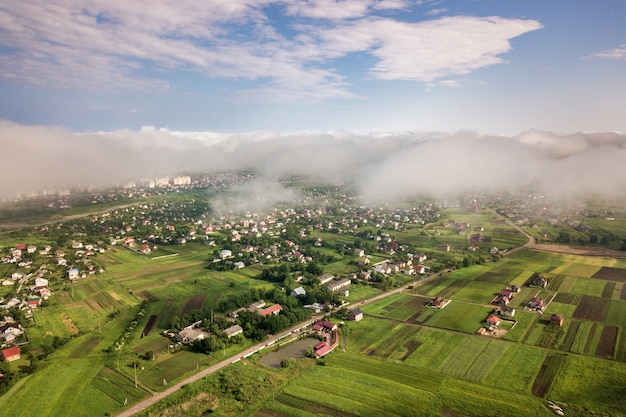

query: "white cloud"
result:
(0, 1), (541, 99)
(424, 8), (448, 16)
(363, 16), (543, 81)
(587, 44), (626, 59)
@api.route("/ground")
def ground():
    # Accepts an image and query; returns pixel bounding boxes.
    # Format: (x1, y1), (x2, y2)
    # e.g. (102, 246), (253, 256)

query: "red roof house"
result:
(485, 315), (501, 326)
(1, 346), (20, 362)
(259, 304), (282, 317)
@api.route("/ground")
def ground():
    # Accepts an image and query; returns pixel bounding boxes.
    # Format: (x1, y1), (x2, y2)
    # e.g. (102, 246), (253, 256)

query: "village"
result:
(0, 174), (623, 417)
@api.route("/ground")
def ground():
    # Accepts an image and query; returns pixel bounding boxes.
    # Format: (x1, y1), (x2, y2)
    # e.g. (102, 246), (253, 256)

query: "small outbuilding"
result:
(550, 314), (564, 327)
(348, 308), (363, 322)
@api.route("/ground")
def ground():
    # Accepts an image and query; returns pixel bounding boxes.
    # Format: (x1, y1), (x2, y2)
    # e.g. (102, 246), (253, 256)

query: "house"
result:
(348, 308), (363, 322)
(224, 324), (243, 338)
(510, 284), (521, 293)
(175, 328), (208, 344)
(414, 254), (427, 263)
(220, 249), (232, 259)
(499, 290), (513, 298)
(413, 265), (427, 275)
(328, 278), (351, 292)
(437, 244), (450, 252)
(402, 268), (415, 276)
(531, 275), (548, 288)
(485, 315), (501, 327)
(248, 300), (266, 311)
(490, 247), (500, 255)
(353, 249), (365, 257)
(317, 273), (335, 285)
(140, 243), (151, 254)
(312, 320), (337, 333)
(528, 297), (545, 311)
(228, 307), (246, 318)
(550, 314), (564, 327)
(500, 306), (516, 317)
(27, 299), (41, 308)
(259, 304), (282, 317)
(304, 303), (325, 314)
(373, 263), (392, 275)
(313, 341), (333, 358)
(430, 297), (449, 309)
(1, 346), (20, 362)
(290, 286), (306, 298)
(68, 268), (79, 280)
(0, 323), (24, 343)
(34, 277), (48, 287)
(233, 261), (245, 269)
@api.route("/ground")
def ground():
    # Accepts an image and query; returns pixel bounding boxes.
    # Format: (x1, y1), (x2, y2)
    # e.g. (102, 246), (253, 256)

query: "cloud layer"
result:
(2, 120), (625, 202)
(0, 1), (541, 100)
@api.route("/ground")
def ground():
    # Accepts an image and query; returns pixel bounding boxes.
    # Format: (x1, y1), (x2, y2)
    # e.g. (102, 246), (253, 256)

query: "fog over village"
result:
(3, 121), (626, 202)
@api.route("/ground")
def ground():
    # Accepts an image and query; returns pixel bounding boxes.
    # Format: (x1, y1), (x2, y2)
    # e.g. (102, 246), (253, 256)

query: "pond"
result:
(258, 337), (319, 368)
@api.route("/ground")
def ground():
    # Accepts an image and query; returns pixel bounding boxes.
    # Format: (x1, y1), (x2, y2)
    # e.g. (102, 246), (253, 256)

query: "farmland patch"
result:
(617, 329), (626, 362)
(141, 314), (158, 338)
(606, 299), (626, 326)
(595, 325), (617, 358)
(182, 293), (207, 314)
(592, 266), (626, 282)
(60, 312), (79, 334)
(531, 353), (565, 398)
(572, 296), (609, 322)
(558, 319), (579, 352)
(552, 293), (581, 305)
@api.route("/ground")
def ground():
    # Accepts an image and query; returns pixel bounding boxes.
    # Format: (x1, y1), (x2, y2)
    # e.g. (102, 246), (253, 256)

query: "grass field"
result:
(424, 302), (491, 333)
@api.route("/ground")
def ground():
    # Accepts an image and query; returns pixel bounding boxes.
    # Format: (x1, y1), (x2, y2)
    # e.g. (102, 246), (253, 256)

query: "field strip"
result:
(151, 253), (179, 260)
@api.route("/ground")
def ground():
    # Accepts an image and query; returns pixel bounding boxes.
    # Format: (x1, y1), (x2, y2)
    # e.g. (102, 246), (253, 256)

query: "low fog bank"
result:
(1, 120), (625, 202)
(211, 180), (302, 216)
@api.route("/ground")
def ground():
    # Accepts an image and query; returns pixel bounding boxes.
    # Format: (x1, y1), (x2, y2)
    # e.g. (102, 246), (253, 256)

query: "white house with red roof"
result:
(1, 346), (20, 362)
(259, 304), (282, 317)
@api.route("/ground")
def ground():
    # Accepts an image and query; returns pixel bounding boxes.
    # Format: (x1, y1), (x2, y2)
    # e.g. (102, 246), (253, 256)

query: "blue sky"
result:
(1, 0), (625, 133)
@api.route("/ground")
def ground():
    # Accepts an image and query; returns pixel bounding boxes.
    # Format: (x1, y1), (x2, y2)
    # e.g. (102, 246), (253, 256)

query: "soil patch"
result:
(573, 296), (609, 322)
(559, 320), (580, 352)
(183, 293), (207, 314)
(137, 291), (158, 302)
(592, 267), (626, 283)
(531, 354), (565, 398)
(60, 312), (79, 334)
(400, 340), (422, 361)
(601, 282), (616, 298)
(595, 325), (618, 358)
(141, 314), (158, 338)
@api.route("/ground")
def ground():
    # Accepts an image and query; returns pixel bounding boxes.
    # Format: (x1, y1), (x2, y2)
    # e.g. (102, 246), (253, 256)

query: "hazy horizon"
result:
(2, 120), (625, 203)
